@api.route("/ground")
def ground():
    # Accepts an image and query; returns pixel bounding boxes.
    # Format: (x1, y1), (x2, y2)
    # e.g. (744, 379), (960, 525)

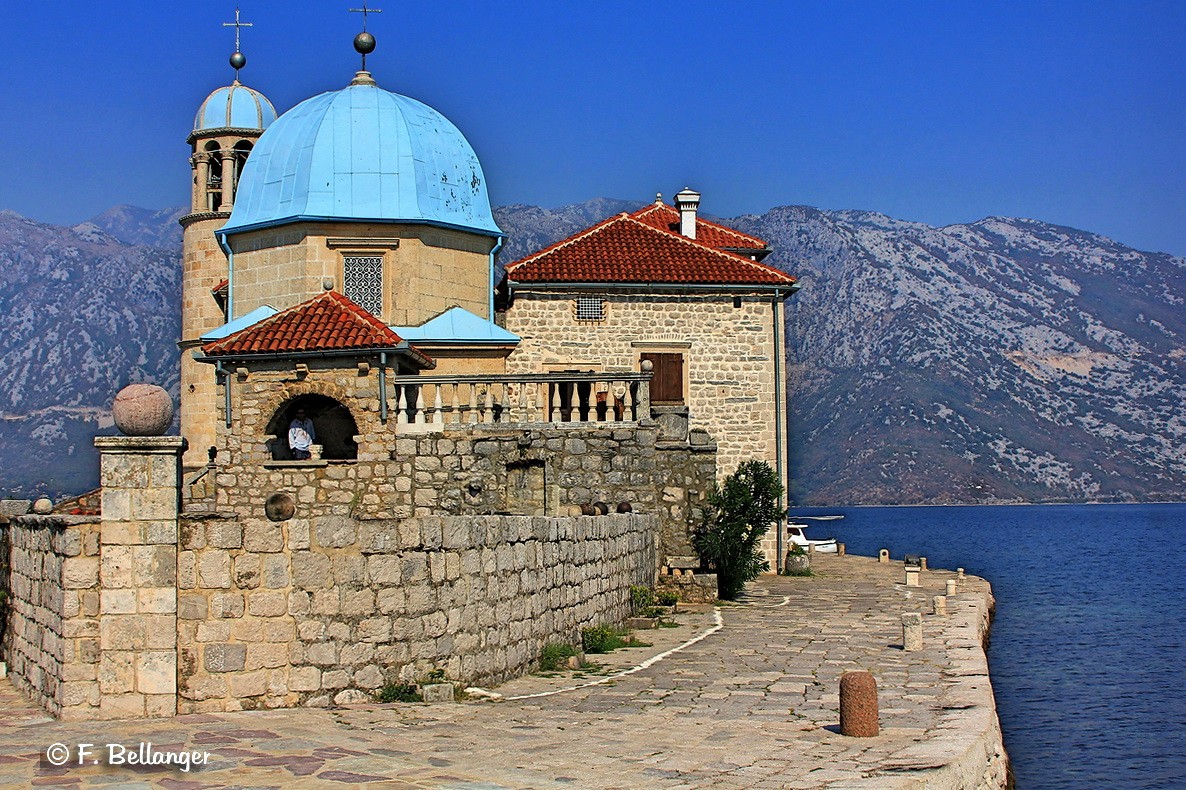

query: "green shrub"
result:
(656, 591), (679, 607)
(582, 624), (617, 653)
(692, 460), (783, 600)
(375, 683), (421, 703)
(629, 585), (654, 613)
(539, 642), (578, 671)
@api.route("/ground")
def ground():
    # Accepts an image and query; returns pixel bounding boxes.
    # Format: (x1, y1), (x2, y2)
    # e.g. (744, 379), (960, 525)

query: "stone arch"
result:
(231, 140), (253, 201)
(203, 141), (222, 211)
(265, 393), (359, 461)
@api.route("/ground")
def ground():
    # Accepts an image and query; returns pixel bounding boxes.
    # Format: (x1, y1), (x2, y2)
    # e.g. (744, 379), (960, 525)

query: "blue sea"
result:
(791, 503), (1186, 790)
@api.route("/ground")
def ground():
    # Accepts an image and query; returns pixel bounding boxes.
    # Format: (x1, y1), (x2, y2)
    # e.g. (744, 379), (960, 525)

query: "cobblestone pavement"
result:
(0, 555), (996, 788)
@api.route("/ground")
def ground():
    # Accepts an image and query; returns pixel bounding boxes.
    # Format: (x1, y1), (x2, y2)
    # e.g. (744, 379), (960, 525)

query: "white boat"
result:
(786, 522), (838, 553)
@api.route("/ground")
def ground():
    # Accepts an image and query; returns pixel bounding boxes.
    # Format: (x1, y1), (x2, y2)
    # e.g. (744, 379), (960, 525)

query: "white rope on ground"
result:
(503, 608), (725, 701)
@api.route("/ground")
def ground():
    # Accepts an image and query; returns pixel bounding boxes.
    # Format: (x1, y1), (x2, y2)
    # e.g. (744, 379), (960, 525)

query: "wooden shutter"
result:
(641, 353), (684, 404)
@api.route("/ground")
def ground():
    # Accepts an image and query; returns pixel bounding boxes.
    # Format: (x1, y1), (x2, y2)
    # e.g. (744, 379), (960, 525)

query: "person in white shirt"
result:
(288, 407), (316, 460)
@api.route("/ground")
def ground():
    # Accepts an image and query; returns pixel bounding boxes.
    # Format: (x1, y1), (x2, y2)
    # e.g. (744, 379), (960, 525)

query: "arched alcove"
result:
(204, 141), (223, 211)
(265, 394), (359, 461)
(231, 140), (253, 201)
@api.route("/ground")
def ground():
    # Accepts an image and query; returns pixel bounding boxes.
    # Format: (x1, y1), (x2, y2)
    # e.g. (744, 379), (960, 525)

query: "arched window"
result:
(204, 141), (223, 211)
(265, 394), (359, 461)
(231, 140), (253, 201)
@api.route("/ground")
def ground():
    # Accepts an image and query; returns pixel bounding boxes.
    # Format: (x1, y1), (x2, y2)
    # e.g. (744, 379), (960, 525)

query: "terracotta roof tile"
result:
(212, 279), (229, 295)
(505, 213), (795, 287)
(202, 290), (408, 356)
(631, 202), (769, 250)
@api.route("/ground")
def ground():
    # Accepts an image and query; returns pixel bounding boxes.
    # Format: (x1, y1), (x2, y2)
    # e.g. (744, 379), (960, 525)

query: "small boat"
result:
(786, 522), (838, 553)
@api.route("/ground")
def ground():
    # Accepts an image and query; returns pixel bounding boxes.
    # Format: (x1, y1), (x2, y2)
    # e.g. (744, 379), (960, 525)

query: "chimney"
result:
(674, 187), (700, 239)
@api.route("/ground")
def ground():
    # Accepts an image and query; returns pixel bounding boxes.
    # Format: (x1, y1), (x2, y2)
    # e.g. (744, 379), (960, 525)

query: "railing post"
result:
(638, 360), (653, 419)
(433, 384), (444, 426)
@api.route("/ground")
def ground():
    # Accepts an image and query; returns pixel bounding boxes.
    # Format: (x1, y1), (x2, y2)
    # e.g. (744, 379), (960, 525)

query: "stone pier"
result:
(93, 436), (185, 719)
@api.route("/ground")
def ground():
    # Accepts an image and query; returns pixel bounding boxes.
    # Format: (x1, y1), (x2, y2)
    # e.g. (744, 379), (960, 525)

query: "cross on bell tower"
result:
(223, 7), (253, 77)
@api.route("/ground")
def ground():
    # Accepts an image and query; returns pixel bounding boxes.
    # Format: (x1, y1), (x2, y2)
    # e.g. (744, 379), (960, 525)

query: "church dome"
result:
(194, 81), (278, 132)
(221, 77), (501, 237)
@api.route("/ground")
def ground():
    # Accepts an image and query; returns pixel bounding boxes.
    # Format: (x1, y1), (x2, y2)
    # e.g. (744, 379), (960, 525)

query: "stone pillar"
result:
(219, 149), (235, 211)
(902, 612), (923, 651)
(839, 671), (879, 737)
(94, 435), (183, 719)
(193, 154), (208, 212)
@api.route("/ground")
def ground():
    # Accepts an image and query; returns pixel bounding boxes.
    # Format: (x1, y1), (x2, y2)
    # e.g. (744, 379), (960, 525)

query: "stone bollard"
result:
(933, 595), (947, 616)
(839, 671), (879, 737)
(902, 612), (923, 651)
(946, 579), (957, 596)
(920, 557), (928, 571)
(904, 566), (920, 587)
(958, 567), (965, 580)
(878, 548), (890, 564)
(837, 543), (846, 556)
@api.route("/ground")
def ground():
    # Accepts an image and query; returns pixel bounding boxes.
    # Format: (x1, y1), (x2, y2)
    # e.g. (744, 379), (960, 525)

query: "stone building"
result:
(0, 18), (798, 720)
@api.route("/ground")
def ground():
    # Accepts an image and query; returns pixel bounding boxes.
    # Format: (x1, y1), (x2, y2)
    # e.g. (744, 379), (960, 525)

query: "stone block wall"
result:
(177, 512), (655, 712)
(503, 292), (787, 485)
(213, 368), (716, 563)
(2, 515), (101, 718)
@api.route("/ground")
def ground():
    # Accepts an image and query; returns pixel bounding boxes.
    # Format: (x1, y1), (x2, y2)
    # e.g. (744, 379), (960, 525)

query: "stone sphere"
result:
(265, 492), (296, 522)
(593, 501), (609, 516)
(354, 31), (376, 54)
(33, 497), (53, 515)
(112, 384), (174, 436)
(616, 501), (633, 513)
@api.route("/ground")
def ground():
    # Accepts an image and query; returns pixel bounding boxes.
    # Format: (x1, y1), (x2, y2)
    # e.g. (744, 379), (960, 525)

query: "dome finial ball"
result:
(354, 32), (376, 55)
(230, 51), (247, 71)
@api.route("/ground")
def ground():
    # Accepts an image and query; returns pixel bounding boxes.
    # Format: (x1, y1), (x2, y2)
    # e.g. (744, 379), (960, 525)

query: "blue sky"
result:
(1, 2), (1184, 255)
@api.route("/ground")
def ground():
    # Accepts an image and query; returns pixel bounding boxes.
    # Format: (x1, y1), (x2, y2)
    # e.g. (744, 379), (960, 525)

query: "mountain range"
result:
(1, 200), (1182, 505)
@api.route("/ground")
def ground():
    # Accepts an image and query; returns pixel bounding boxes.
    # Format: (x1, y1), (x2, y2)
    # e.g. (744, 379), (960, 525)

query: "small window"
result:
(575, 296), (605, 322)
(343, 255), (384, 316)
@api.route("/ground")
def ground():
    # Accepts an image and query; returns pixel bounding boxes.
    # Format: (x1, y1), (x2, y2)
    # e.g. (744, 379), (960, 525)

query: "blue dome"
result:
(221, 79), (502, 237)
(194, 81), (277, 132)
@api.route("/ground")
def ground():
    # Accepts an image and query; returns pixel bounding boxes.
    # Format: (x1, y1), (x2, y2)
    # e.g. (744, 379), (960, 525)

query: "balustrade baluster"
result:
(468, 384), (479, 424)
(622, 384), (634, 422)
(432, 384), (444, 426)
(483, 386), (494, 423)
(396, 385), (408, 425)
(500, 383), (510, 422)
(414, 385), (426, 425)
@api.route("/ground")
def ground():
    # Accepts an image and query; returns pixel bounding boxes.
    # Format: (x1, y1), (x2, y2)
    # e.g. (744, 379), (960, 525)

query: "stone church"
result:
(0, 18), (798, 719)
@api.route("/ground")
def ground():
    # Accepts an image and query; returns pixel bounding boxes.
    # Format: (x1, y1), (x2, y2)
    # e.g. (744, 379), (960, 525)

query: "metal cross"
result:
(223, 7), (253, 51)
(349, 3), (382, 30)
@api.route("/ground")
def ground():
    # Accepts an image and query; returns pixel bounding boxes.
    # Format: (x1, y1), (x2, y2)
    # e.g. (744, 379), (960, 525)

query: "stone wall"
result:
(502, 292), (787, 486)
(177, 512), (655, 712)
(213, 364), (715, 562)
(2, 515), (101, 719)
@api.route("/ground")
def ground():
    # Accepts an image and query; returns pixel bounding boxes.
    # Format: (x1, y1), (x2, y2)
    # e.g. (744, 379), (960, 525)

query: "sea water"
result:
(790, 503), (1186, 789)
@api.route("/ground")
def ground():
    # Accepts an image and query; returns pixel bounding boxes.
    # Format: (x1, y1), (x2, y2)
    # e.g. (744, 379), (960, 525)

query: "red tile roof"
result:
(631, 202), (769, 250)
(505, 213), (796, 287)
(202, 290), (409, 356)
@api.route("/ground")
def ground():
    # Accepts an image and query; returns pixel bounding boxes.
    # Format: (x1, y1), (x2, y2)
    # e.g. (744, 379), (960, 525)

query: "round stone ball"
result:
(112, 384), (174, 437)
(616, 501), (633, 513)
(566, 505), (584, 517)
(265, 492), (296, 522)
(580, 503), (597, 516)
(33, 497), (53, 515)
(593, 501), (609, 516)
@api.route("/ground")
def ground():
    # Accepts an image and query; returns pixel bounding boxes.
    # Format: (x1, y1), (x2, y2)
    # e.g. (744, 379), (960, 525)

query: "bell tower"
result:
(179, 11), (277, 469)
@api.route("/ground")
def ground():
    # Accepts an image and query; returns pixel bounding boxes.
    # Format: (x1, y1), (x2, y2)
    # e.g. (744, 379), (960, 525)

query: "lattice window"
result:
(574, 296), (605, 322)
(343, 256), (384, 316)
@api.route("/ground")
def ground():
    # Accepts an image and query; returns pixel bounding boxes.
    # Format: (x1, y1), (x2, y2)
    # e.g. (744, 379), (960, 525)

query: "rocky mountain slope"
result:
(0, 210), (181, 498)
(728, 208), (1186, 504)
(1, 201), (1182, 505)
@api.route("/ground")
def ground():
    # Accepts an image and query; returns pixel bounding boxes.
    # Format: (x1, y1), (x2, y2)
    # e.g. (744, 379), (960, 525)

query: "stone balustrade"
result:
(387, 371), (652, 431)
